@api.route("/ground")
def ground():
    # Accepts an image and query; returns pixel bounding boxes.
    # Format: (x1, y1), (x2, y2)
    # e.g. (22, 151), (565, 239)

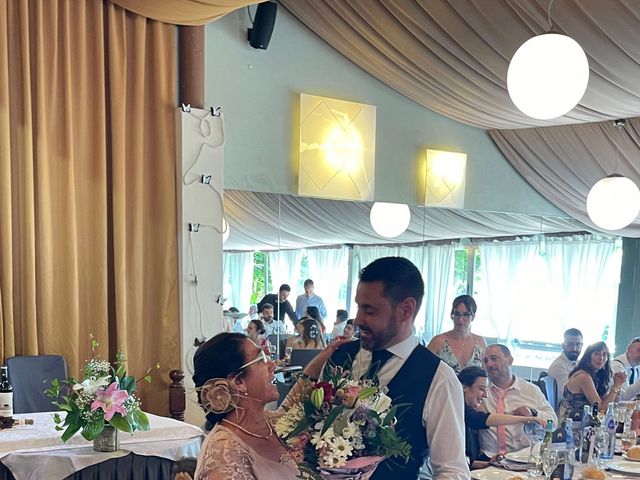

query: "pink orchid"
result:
(90, 382), (129, 421)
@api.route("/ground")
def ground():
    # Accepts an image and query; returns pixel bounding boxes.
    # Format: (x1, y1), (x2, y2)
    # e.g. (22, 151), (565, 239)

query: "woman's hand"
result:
(302, 338), (353, 380)
(614, 371), (628, 387)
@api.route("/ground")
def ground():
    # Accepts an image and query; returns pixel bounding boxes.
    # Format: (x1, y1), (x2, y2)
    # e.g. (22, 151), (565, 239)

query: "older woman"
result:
(558, 341), (627, 423)
(428, 295), (487, 373)
(193, 332), (345, 479)
(458, 367), (544, 469)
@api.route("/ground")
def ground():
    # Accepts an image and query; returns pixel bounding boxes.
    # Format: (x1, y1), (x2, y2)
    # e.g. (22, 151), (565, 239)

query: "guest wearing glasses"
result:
(427, 295), (487, 373)
(193, 332), (348, 479)
(611, 337), (640, 400)
(558, 341), (627, 423)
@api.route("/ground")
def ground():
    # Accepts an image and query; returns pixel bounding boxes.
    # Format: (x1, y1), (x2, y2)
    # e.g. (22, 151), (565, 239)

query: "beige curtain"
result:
(281, 0), (640, 130)
(110, 0), (260, 25)
(0, 0), (179, 415)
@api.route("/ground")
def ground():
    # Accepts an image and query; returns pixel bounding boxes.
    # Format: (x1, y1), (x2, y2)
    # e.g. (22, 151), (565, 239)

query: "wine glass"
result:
(284, 346), (293, 363)
(542, 450), (559, 480)
(622, 429), (637, 453)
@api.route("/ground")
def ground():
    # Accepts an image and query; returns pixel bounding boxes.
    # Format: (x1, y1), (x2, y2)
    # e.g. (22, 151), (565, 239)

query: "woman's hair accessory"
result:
(199, 378), (243, 414)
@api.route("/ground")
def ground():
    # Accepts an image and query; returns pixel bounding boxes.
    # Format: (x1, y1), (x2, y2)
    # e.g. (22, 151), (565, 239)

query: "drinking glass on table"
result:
(524, 421), (546, 457)
(541, 450), (559, 480)
(622, 429), (637, 452)
(593, 426), (609, 468)
(527, 448), (543, 479)
(284, 346), (293, 363)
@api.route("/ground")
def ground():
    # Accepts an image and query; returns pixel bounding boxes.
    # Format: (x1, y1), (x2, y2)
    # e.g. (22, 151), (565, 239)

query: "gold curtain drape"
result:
(109, 0), (259, 25)
(0, 0), (179, 414)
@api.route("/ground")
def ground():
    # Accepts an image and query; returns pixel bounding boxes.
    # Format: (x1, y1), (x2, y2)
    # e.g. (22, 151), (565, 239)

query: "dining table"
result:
(0, 412), (204, 480)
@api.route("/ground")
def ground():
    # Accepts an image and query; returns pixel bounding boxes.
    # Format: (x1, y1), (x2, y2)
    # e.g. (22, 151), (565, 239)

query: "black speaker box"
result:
(248, 2), (278, 50)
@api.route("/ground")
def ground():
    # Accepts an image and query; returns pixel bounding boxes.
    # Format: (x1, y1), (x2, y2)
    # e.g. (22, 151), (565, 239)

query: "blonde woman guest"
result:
(427, 295), (486, 373)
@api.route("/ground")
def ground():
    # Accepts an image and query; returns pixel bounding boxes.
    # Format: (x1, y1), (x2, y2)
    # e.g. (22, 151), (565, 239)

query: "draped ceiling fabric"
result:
(223, 190), (590, 251)
(280, 0), (640, 235)
(0, 0), (179, 415)
(109, 0), (260, 25)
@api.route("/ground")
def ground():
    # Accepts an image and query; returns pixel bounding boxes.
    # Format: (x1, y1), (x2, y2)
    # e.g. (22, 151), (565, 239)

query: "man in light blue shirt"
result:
(295, 279), (327, 319)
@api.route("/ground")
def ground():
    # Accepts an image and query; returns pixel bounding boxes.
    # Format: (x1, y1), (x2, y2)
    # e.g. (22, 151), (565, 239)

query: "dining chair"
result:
(6, 355), (67, 413)
(538, 375), (558, 410)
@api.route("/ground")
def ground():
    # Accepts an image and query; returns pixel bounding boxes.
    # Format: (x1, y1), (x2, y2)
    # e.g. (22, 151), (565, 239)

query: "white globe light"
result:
(222, 217), (230, 243)
(586, 175), (640, 230)
(370, 202), (411, 238)
(507, 33), (589, 119)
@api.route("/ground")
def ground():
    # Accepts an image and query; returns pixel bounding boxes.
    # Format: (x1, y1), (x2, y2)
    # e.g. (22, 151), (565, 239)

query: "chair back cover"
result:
(6, 355), (68, 413)
(289, 349), (322, 369)
(539, 375), (558, 410)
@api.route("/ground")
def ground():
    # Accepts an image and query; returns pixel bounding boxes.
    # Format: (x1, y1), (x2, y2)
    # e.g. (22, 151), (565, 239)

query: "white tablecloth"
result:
(0, 412), (204, 480)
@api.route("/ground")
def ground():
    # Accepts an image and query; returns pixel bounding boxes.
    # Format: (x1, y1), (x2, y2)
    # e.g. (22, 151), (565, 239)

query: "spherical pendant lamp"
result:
(507, 33), (589, 120)
(370, 202), (411, 238)
(586, 175), (640, 230)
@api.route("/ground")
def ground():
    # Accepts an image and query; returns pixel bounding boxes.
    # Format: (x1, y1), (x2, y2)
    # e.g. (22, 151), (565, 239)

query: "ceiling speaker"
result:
(248, 2), (277, 50)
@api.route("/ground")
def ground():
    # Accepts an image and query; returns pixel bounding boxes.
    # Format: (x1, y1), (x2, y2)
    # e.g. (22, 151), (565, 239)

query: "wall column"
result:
(615, 238), (640, 355)
(178, 26), (205, 108)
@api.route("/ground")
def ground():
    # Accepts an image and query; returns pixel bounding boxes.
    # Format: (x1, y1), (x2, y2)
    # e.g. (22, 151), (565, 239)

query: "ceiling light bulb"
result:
(586, 175), (640, 230)
(508, 33), (589, 120)
(369, 202), (411, 238)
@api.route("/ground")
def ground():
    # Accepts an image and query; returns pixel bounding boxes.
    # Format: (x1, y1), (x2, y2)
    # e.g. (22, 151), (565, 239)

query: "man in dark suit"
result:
(257, 283), (297, 327)
(326, 257), (469, 479)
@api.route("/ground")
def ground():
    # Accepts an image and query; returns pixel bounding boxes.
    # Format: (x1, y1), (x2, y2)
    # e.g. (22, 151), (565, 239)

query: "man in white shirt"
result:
(295, 279), (328, 319)
(612, 337), (640, 400)
(547, 328), (583, 402)
(260, 304), (286, 336)
(479, 344), (557, 457)
(326, 257), (469, 480)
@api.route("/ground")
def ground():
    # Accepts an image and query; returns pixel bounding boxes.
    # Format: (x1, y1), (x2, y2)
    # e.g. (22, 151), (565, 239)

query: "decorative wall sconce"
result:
(298, 94), (376, 201)
(424, 149), (467, 208)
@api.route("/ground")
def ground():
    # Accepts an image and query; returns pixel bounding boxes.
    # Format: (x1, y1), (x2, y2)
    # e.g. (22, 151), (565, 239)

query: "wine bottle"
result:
(0, 366), (13, 419)
(539, 419), (555, 458)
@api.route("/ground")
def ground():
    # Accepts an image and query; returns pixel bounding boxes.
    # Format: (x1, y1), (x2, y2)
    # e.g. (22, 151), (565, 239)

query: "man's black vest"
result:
(328, 340), (441, 480)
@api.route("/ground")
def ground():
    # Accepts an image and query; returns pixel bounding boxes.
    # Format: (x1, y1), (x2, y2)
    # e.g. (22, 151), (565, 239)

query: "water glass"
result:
(527, 451), (543, 479)
(622, 429), (637, 452)
(593, 427), (609, 468)
(542, 450), (559, 480)
(284, 346), (293, 362)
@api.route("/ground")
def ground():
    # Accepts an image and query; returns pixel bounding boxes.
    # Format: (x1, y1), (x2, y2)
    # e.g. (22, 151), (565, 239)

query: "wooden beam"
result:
(178, 26), (205, 109)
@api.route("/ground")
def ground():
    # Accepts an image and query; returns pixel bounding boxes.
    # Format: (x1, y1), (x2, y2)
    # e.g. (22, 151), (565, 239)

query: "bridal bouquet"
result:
(45, 335), (153, 441)
(274, 365), (411, 479)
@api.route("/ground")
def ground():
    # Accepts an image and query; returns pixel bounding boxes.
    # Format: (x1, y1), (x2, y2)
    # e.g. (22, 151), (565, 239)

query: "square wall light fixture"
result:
(425, 149), (467, 208)
(298, 93), (376, 201)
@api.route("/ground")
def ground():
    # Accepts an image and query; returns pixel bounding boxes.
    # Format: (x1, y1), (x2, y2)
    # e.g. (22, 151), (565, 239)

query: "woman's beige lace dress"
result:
(194, 424), (300, 479)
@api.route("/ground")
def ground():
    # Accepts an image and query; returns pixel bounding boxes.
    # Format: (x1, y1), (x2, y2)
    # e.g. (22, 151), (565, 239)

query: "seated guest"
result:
(478, 344), (557, 457)
(458, 366), (545, 469)
(289, 318), (326, 350)
(257, 284), (297, 327)
(612, 337), (640, 400)
(248, 304), (259, 320)
(330, 309), (349, 338)
(260, 303), (286, 336)
(427, 295), (487, 373)
(342, 320), (355, 341)
(192, 333), (300, 479)
(558, 341), (627, 423)
(547, 328), (583, 403)
(246, 319), (266, 346)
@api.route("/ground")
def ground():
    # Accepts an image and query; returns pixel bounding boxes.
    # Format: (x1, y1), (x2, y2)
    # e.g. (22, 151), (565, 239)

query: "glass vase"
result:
(93, 424), (119, 452)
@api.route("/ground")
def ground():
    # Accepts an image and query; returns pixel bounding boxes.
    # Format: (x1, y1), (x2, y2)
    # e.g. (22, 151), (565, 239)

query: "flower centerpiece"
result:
(45, 336), (153, 449)
(274, 365), (411, 479)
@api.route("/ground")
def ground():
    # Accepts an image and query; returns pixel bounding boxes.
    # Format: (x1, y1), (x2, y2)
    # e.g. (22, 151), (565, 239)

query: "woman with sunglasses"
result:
(192, 332), (346, 479)
(427, 295), (487, 373)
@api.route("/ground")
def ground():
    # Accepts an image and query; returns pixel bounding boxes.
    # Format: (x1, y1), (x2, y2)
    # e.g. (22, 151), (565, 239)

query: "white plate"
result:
(608, 460), (640, 475)
(504, 449), (531, 464)
(471, 467), (524, 480)
(623, 454), (640, 462)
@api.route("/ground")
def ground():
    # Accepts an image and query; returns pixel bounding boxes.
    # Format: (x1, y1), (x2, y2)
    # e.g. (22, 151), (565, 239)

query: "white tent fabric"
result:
(267, 249), (302, 296)
(223, 190), (590, 251)
(306, 246), (349, 326)
(222, 252), (254, 312)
